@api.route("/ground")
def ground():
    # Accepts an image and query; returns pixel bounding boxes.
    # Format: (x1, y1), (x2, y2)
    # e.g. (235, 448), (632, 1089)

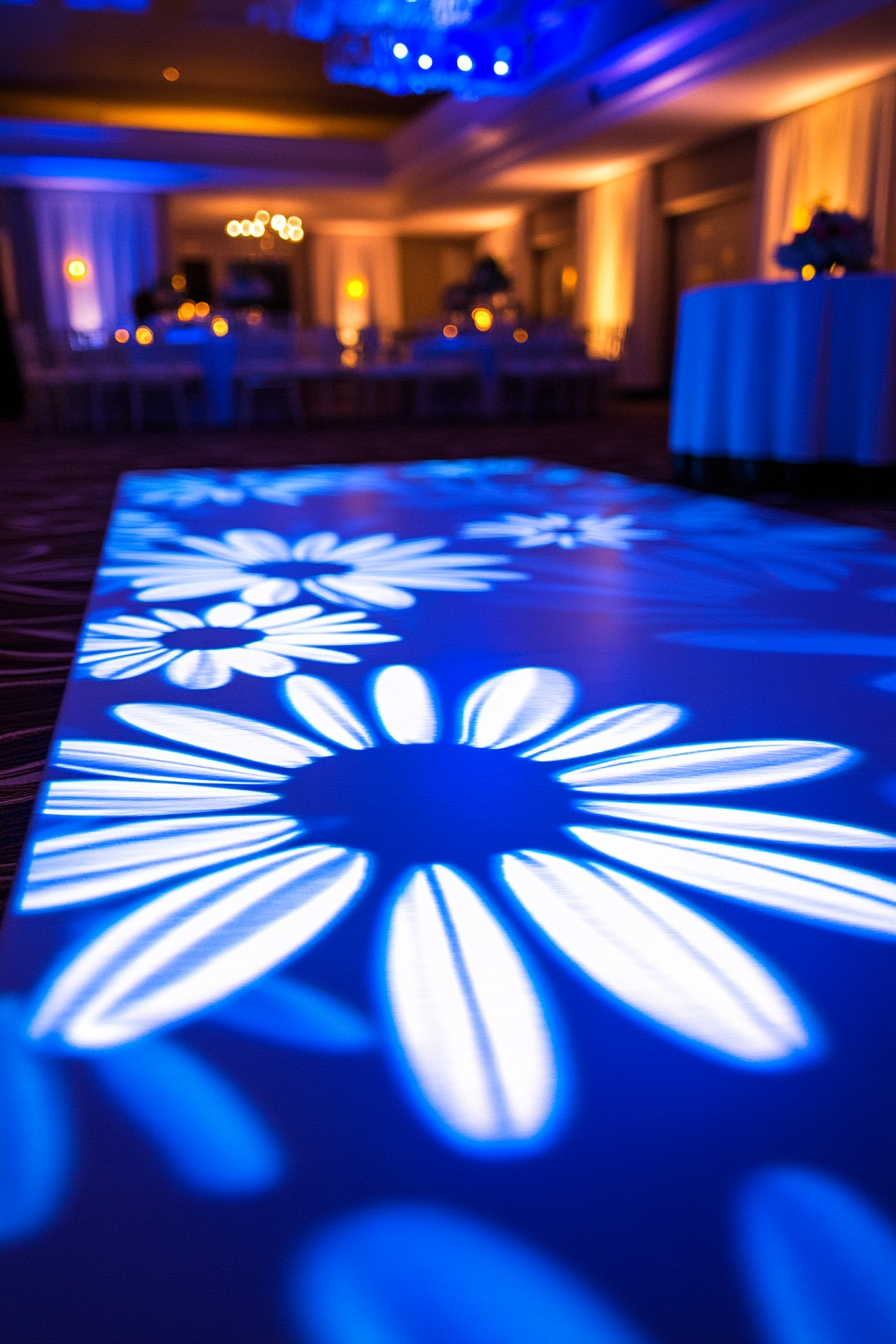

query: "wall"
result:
(399, 237), (475, 328)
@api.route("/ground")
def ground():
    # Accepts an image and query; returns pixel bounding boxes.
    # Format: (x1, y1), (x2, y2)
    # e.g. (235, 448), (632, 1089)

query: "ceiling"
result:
(0, 0), (437, 139)
(2, 0), (896, 234)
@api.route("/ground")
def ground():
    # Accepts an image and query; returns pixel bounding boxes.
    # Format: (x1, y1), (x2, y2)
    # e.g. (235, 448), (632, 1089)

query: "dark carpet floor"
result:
(2, 398), (893, 903)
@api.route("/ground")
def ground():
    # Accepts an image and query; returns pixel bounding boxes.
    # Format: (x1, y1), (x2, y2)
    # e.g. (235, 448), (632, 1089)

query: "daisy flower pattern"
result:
(101, 529), (525, 610)
(77, 603), (400, 689)
(19, 667), (896, 1153)
(461, 512), (662, 550)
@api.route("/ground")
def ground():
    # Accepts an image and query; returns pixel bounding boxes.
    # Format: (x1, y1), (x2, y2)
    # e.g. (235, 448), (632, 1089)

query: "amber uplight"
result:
(513, 328), (528, 342)
(135, 326), (154, 345)
(443, 324), (458, 338)
(114, 329), (130, 344)
(801, 264), (816, 280)
(65, 258), (88, 281)
(177, 301), (196, 321)
(194, 301), (210, 318)
(472, 307), (493, 331)
(171, 273), (187, 291)
(345, 277), (367, 300)
(163, 67), (180, 82)
(211, 317), (229, 337)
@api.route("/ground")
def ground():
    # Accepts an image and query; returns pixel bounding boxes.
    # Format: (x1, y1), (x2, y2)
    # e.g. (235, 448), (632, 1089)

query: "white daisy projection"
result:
(77, 602), (400, 689)
(461, 512), (662, 550)
(101, 529), (524, 610)
(19, 667), (896, 1154)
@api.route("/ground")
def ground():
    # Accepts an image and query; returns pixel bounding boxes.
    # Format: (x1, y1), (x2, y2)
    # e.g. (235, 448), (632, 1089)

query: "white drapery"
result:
(754, 74), (896, 278)
(574, 169), (665, 387)
(311, 232), (402, 333)
(31, 189), (159, 336)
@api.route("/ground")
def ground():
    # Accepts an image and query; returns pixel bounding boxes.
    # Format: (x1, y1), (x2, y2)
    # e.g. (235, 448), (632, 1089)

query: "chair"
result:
(124, 339), (202, 431)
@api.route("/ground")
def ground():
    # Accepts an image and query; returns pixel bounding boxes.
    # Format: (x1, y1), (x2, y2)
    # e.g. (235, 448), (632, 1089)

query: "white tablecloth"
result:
(669, 275), (896, 465)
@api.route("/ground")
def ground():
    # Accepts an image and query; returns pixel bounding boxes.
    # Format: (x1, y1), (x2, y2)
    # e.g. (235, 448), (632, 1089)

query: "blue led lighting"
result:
(243, 0), (678, 98)
(1, 461), (895, 1340)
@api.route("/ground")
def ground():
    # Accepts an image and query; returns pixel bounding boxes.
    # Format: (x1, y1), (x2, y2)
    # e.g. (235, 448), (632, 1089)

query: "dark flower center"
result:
(161, 627), (261, 652)
(254, 560), (351, 581)
(287, 743), (571, 874)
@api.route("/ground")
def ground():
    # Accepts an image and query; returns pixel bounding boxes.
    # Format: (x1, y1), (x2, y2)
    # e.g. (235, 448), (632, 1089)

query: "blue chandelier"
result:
(254, 0), (676, 99)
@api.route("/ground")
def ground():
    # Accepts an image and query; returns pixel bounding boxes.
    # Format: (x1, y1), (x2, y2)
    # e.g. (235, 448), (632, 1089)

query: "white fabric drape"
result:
(574, 169), (665, 387)
(755, 74), (896, 279)
(31, 189), (159, 335)
(311, 233), (402, 332)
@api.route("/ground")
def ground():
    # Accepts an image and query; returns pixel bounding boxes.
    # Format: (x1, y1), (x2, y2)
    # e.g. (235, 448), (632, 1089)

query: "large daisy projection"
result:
(19, 667), (896, 1153)
(100, 528), (524, 609)
(77, 602), (399, 689)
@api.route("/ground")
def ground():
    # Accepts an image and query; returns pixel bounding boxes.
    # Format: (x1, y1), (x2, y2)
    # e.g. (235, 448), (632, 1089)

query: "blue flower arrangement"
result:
(776, 207), (874, 275)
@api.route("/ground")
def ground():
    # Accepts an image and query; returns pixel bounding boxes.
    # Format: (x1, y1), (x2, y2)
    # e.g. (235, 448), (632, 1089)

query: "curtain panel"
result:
(574, 168), (665, 388)
(310, 232), (402, 334)
(754, 74), (896, 279)
(30, 189), (159, 337)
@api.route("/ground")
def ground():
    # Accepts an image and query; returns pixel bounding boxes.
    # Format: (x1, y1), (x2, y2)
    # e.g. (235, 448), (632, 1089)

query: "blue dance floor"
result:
(2, 459), (895, 1344)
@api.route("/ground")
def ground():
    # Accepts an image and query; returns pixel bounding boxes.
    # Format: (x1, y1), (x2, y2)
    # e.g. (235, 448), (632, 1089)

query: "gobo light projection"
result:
(1, 461), (894, 1344)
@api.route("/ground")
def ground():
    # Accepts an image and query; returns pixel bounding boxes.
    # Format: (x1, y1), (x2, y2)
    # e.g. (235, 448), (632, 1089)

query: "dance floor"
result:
(1, 458), (895, 1344)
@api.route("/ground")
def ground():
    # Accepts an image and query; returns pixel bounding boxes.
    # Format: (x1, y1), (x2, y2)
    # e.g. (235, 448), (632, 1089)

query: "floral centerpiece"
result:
(775, 207), (874, 275)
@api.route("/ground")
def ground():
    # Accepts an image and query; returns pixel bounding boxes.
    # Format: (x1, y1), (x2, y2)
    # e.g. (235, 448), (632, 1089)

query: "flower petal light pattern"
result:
(77, 602), (400, 688)
(17, 666), (896, 1152)
(461, 512), (663, 550)
(100, 528), (525, 609)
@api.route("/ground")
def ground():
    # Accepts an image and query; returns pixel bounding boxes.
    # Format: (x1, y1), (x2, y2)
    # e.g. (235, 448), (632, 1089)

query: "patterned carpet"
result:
(1, 398), (893, 904)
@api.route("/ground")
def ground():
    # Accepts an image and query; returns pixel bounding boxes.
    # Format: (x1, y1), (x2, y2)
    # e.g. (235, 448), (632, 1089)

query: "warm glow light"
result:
(162, 67), (179, 82)
(393, 42), (408, 59)
(345, 277), (367, 300)
(338, 326), (359, 347)
(65, 258), (88, 281)
(288, 226), (304, 242)
(239, 220), (252, 237)
(793, 205), (812, 233)
(178, 301), (196, 321)
(493, 59), (510, 76)
(194, 301), (210, 318)
(255, 210), (270, 224)
(135, 326), (153, 345)
(246, 307), (263, 326)
(561, 265), (577, 293)
(271, 214), (286, 230)
(171, 273), (187, 292)
(114, 328), (130, 344)
(472, 307), (493, 331)
(226, 220), (241, 237)
(801, 264), (816, 281)
(287, 216), (302, 228)
(418, 54), (433, 69)
(457, 54), (473, 72)
(443, 324), (458, 338)
(249, 220), (265, 238)
(513, 328), (528, 343)
(341, 348), (359, 367)
(211, 317), (229, 337)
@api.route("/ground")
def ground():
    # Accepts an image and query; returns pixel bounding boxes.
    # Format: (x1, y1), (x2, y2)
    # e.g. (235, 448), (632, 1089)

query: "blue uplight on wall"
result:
(248, 0), (678, 97)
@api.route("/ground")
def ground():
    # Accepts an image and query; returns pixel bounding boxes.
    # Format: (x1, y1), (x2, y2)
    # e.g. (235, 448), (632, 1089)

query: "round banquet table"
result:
(669, 275), (896, 466)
